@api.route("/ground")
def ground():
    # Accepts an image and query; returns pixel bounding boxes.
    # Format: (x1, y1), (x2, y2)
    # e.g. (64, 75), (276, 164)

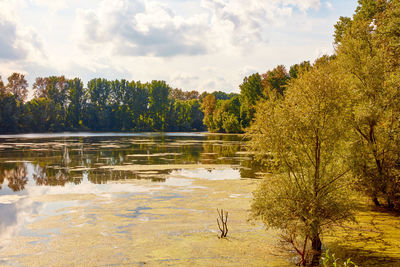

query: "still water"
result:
(0, 132), (259, 192)
(0, 132), (275, 266)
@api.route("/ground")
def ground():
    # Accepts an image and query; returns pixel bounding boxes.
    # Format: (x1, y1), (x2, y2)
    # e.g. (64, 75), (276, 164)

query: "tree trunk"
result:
(387, 197), (394, 209)
(373, 196), (381, 206)
(311, 235), (322, 266)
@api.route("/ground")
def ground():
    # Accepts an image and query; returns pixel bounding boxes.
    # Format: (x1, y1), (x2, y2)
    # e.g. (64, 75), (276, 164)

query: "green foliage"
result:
(248, 59), (356, 265)
(289, 61), (311, 79)
(212, 91), (238, 101)
(322, 250), (358, 267)
(261, 65), (290, 96)
(148, 80), (170, 131)
(202, 95), (243, 133)
(336, 0), (400, 209)
(0, 94), (20, 133)
(0, 73), (209, 133)
(333, 16), (352, 44)
(239, 73), (263, 129)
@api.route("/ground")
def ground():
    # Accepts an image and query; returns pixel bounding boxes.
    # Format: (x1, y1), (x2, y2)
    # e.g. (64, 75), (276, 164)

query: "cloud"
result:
(76, 0), (209, 57)
(0, 2), (44, 62)
(75, 0), (321, 58)
(170, 72), (200, 89)
(201, 0), (321, 49)
(0, 19), (27, 60)
(30, 0), (68, 11)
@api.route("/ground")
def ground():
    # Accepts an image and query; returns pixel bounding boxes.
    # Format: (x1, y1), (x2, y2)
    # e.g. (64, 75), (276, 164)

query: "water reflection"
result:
(0, 134), (263, 193)
(0, 163), (28, 192)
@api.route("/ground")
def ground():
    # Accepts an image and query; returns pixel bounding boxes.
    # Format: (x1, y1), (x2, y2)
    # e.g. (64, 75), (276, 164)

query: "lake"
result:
(0, 133), (399, 266)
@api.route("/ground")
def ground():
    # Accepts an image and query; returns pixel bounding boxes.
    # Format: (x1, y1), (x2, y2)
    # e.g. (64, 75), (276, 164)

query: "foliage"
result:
(336, 0), (400, 209)
(248, 59), (356, 265)
(289, 61), (311, 79)
(0, 75), (5, 95)
(202, 95), (243, 133)
(6, 73), (28, 102)
(261, 65), (290, 96)
(239, 73), (263, 129)
(321, 250), (358, 267)
(0, 73), (211, 133)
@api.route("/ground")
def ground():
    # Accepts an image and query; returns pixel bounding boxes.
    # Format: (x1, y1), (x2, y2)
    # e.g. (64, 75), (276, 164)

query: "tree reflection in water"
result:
(0, 164), (28, 192)
(0, 134), (262, 193)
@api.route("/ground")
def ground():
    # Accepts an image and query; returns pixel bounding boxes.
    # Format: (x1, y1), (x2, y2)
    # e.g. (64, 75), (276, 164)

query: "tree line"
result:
(0, 64), (308, 135)
(201, 62), (311, 133)
(247, 0), (400, 265)
(0, 75), (210, 133)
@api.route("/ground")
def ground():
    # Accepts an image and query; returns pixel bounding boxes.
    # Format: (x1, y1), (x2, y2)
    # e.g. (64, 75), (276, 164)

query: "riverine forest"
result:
(0, 0), (399, 266)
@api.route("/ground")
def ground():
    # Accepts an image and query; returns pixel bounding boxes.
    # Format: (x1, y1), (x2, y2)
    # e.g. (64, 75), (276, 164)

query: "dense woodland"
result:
(0, 61), (302, 134)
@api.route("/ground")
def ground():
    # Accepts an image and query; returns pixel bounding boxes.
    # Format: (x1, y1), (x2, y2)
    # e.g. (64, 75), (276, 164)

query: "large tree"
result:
(336, 0), (400, 208)
(248, 59), (355, 265)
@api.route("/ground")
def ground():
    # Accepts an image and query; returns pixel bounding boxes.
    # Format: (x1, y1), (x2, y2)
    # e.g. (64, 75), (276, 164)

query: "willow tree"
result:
(336, 0), (400, 208)
(248, 59), (355, 265)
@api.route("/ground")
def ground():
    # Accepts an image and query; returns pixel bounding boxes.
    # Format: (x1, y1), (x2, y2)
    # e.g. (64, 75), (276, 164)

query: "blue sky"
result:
(0, 0), (358, 95)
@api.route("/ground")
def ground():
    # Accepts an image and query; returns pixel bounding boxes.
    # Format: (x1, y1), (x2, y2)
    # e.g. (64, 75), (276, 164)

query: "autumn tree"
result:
(248, 59), (355, 265)
(6, 73), (28, 102)
(33, 77), (48, 98)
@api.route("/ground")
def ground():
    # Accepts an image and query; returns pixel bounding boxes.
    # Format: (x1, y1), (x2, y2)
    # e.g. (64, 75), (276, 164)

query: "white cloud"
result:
(75, 0), (322, 58)
(30, 0), (68, 11)
(170, 72), (200, 90)
(76, 0), (209, 57)
(0, 1), (43, 62)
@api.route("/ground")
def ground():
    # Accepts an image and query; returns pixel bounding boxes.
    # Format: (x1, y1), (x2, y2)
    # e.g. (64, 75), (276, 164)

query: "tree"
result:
(261, 65), (290, 96)
(289, 61), (311, 79)
(248, 59), (355, 265)
(148, 80), (170, 131)
(0, 94), (20, 133)
(336, 0), (400, 208)
(6, 73), (28, 102)
(188, 99), (204, 131)
(333, 16), (352, 45)
(0, 76), (5, 95)
(201, 94), (217, 131)
(86, 78), (112, 130)
(23, 98), (52, 132)
(33, 77), (48, 98)
(126, 81), (149, 131)
(239, 73), (263, 128)
(67, 78), (85, 130)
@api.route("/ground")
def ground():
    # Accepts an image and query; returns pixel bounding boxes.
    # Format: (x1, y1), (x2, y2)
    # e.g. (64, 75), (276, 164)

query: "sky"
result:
(0, 0), (358, 95)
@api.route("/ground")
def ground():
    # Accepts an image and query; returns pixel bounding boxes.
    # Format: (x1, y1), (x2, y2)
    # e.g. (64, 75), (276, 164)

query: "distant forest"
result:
(0, 62), (303, 134)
